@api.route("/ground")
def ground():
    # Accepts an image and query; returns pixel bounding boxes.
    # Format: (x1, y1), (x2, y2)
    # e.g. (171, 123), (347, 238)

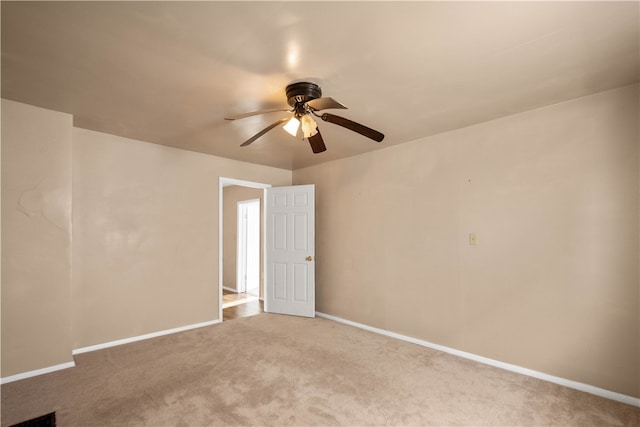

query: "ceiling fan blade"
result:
(225, 108), (290, 120)
(308, 130), (327, 154)
(320, 113), (384, 142)
(240, 117), (290, 147)
(306, 97), (347, 111)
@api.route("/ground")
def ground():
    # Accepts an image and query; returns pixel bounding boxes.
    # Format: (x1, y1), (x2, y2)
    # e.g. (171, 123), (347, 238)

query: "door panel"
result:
(273, 213), (287, 250)
(265, 185), (315, 317)
(293, 263), (308, 301)
(293, 213), (308, 250)
(273, 263), (287, 300)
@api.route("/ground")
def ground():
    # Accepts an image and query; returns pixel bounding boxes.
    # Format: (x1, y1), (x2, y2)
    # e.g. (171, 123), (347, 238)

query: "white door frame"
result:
(218, 178), (270, 322)
(236, 198), (261, 295)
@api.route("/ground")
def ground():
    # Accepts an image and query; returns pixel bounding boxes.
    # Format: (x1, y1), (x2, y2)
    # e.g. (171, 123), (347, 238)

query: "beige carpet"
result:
(2, 313), (638, 426)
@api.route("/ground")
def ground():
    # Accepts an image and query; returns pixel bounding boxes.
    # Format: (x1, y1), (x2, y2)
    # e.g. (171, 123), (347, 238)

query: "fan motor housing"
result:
(286, 82), (322, 107)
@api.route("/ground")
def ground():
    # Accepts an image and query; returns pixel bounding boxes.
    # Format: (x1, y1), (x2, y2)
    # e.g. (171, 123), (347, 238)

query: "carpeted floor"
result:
(2, 313), (638, 426)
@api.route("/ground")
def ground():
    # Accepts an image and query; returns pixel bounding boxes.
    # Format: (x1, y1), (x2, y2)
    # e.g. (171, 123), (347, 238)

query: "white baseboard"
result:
(316, 312), (640, 408)
(72, 319), (221, 355)
(1, 361), (75, 385)
(2, 320), (222, 384)
(223, 286), (238, 293)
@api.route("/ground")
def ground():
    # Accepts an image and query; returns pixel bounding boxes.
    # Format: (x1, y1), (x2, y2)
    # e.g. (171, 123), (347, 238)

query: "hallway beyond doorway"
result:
(222, 289), (263, 321)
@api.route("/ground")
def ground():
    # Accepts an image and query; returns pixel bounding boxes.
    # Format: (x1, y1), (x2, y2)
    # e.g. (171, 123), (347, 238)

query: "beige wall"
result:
(222, 186), (264, 296)
(72, 128), (290, 349)
(1, 100), (73, 377)
(293, 84), (640, 397)
(1, 99), (291, 377)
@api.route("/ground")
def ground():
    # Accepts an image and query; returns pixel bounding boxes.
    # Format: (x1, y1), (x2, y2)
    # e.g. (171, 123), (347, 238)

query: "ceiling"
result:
(2, 1), (638, 170)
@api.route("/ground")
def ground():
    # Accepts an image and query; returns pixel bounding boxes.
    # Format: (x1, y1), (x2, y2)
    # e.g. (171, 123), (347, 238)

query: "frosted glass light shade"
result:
(283, 117), (300, 137)
(301, 114), (319, 138)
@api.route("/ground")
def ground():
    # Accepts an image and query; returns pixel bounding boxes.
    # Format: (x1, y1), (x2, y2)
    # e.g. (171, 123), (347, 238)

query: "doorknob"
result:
(305, 256), (313, 261)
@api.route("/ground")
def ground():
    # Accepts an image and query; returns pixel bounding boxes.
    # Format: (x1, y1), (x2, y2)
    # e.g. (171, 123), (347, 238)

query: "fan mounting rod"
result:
(286, 82), (322, 107)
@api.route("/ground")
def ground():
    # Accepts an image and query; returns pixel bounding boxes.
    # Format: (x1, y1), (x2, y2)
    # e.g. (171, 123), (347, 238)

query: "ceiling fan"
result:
(224, 82), (384, 153)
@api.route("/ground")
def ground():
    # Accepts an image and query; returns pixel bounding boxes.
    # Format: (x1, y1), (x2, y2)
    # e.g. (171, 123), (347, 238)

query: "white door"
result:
(236, 199), (260, 295)
(265, 185), (315, 317)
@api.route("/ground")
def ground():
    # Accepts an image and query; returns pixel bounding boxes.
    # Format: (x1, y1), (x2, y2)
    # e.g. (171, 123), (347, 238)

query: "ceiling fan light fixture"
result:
(283, 117), (300, 137)
(227, 81), (384, 152)
(301, 114), (318, 138)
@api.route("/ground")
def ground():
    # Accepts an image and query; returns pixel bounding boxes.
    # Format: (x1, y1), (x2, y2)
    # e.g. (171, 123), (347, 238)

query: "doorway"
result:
(219, 178), (270, 321)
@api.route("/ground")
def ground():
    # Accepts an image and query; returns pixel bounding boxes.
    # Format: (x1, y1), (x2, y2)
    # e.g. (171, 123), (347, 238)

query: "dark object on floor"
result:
(10, 412), (56, 427)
